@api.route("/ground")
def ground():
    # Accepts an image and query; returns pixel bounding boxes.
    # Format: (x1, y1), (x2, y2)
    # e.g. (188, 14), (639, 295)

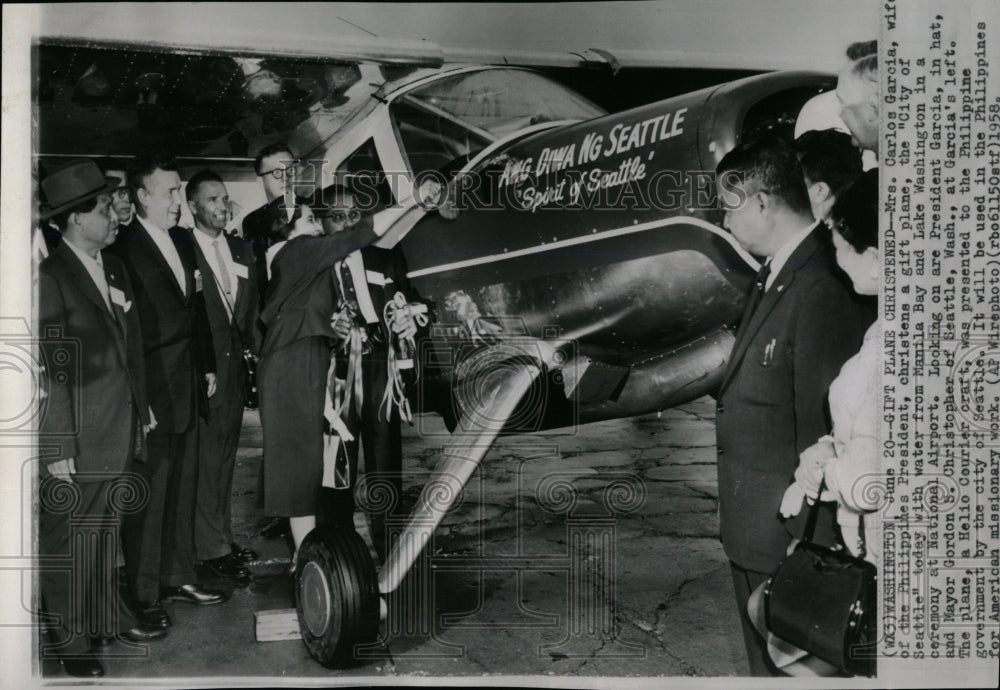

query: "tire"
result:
(295, 526), (380, 668)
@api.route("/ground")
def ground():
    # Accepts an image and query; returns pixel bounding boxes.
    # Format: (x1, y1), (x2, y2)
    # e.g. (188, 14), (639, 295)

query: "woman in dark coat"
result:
(257, 201), (378, 553)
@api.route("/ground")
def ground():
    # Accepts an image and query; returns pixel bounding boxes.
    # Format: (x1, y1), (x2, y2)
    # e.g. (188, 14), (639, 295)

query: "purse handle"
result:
(801, 477), (867, 560)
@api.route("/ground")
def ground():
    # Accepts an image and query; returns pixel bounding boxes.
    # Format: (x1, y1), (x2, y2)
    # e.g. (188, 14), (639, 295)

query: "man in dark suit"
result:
(107, 153), (226, 629)
(242, 142), (298, 306)
(38, 160), (167, 677)
(184, 169), (260, 579)
(714, 136), (873, 675)
(315, 186), (429, 560)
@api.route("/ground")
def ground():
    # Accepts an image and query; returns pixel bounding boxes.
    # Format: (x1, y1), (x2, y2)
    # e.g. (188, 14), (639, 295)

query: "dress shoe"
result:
(160, 583), (228, 606)
(120, 624), (168, 643)
(92, 624), (168, 646)
(134, 600), (171, 629)
(62, 654), (105, 678)
(230, 542), (259, 563)
(202, 554), (250, 580)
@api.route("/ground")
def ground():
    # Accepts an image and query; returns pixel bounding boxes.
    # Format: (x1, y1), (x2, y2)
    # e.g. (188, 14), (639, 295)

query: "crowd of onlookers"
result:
(715, 39), (881, 677)
(35, 141), (424, 677)
(34, 37), (881, 678)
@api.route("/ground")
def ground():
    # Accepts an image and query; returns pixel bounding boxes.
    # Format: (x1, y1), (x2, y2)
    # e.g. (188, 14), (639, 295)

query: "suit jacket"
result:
(106, 218), (216, 434)
(38, 243), (149, 478)
(242, 197), (287, 307)
(242, 197), (286, 246)
(715, 224), (874, 573)
(259, 226), (379, 359)
(190, 231), (260, 410)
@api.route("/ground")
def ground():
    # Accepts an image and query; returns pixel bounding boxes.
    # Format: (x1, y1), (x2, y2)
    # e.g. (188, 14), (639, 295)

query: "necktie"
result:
(103, 268), (119, 323)
(214, 237), (233, 302)
(339, 261), (356, 303)
(93, 253), (114, 315)
(747, 261), (771, 317)
(733, 260), (771, 345)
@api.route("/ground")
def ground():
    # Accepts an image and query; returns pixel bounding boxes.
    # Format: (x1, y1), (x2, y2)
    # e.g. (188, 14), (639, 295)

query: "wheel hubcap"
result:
(300, 561), (332, 636)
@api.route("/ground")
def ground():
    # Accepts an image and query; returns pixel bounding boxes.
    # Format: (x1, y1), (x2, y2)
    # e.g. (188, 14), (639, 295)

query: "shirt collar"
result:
(765, 220), (819, 290)
(63, 237), (103, 271)
(193, 226), (225, 251)
(137, 213), (168, 237)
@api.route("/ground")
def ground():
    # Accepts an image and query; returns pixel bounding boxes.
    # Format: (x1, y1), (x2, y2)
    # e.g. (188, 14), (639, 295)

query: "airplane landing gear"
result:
(295, 527), (380, 668)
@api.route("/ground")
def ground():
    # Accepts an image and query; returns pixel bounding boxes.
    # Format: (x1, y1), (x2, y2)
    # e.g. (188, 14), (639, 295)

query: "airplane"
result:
(29, 20), (843, 668)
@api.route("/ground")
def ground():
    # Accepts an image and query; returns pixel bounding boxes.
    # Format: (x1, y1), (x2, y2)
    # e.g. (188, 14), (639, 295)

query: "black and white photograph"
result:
(1, 1), (998, 688)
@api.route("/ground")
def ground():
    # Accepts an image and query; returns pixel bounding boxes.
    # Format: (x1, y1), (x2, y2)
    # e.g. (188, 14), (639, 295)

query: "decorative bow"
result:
(380, 292), (429, 423)
(323, 302), (364, 489)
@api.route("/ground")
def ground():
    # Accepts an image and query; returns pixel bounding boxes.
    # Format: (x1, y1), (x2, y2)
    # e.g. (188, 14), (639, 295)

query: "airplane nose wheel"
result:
(295, 526), (380, 668)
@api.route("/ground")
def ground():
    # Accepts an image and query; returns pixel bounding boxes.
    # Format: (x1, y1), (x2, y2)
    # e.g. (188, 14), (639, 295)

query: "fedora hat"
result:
(40, 159), (120, 219)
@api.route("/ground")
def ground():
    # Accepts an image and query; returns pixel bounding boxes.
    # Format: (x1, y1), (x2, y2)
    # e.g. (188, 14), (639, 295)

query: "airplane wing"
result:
(33, 1), (878, 73)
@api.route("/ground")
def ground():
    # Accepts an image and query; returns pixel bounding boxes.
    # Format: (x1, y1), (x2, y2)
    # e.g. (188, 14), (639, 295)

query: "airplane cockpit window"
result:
(342, 138), (395, 214)
(390, 68), (605, 177)
(739, 84), (834, 143)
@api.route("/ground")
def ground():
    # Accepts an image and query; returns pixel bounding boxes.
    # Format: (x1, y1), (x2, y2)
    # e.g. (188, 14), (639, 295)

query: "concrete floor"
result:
(42, 396), (748, 682)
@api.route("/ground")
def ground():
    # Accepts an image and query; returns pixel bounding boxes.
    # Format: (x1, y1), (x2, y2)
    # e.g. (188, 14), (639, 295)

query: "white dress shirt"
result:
(764, 220), (819, 291)
(193, 228), (239, 314)
(138, 214), (187, 296)
(63, 238), (113, 313)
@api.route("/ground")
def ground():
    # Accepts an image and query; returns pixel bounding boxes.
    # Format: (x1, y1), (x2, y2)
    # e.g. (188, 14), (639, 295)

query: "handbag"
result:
(763, 481), (877, 677)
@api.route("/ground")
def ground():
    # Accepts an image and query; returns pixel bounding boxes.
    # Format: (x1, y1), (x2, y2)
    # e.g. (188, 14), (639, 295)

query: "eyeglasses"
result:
(112, 188), (131, 200)
(258, 163), (299, 180)
(329, 209), (361, 224)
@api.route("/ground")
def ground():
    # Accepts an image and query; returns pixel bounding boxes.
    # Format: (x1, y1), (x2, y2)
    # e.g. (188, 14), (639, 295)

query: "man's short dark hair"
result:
(831, 169), (878, 252)
(50, 196), (100, 232)
(846, 40), (877, 61)
(795, 129), (863, 196)
(311, 183), (354, 212)
(126, 152), (178, 203)
(254, 143), (295, 176)
(716, 134), (811, 216)
(185, 168), (225, 202)
(272, 198), (310, 240)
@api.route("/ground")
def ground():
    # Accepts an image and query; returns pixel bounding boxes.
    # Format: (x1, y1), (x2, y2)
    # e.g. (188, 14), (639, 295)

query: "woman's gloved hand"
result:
(780, 436), (836, 518)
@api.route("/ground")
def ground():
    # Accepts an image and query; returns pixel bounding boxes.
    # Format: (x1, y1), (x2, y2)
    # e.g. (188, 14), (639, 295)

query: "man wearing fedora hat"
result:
(38, 159), (168, 677)
(107, 152), (227, 630)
